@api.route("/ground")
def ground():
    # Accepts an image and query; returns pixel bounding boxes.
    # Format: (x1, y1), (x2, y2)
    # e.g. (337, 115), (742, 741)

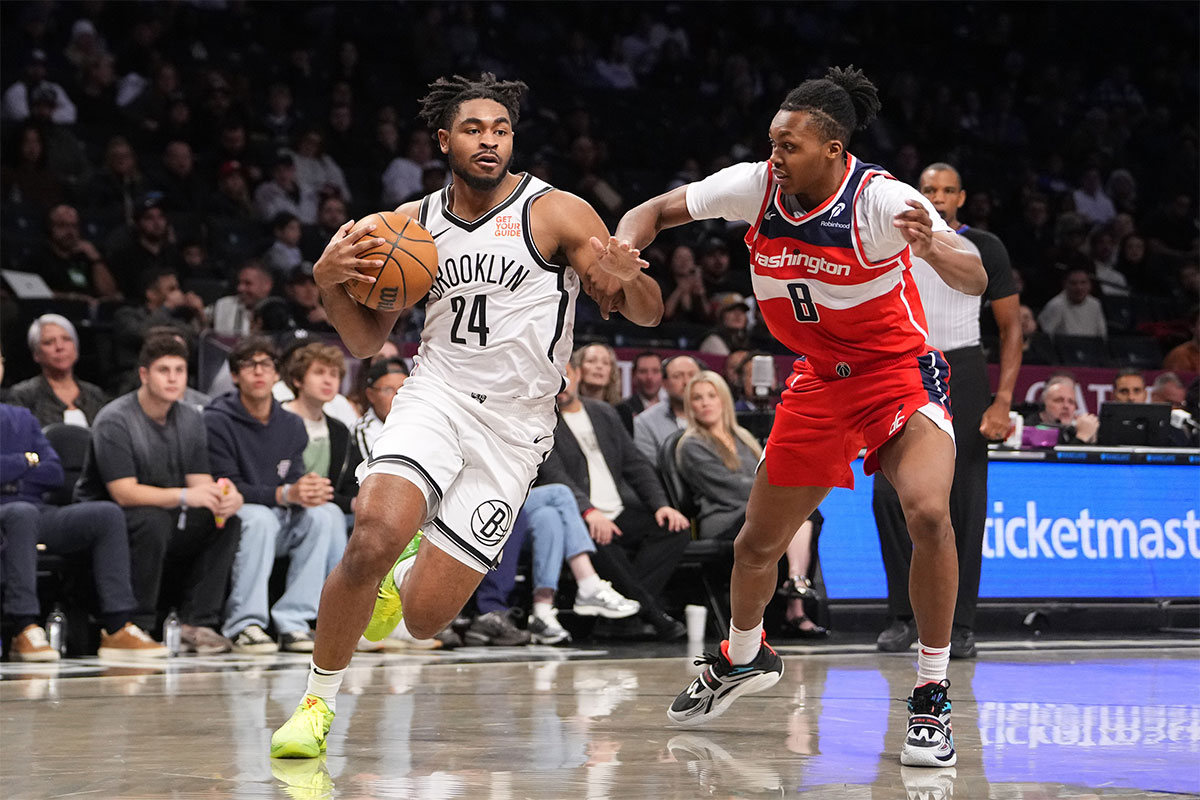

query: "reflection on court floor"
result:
(2, 642), (1196, 799)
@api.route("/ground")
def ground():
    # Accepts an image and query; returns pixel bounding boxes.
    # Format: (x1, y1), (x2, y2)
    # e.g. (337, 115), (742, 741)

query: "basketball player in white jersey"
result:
(271, 74), (663, 758)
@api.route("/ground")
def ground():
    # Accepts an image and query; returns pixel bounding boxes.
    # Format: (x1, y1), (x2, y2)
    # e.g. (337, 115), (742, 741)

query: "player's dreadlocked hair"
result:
(780, 65), (882, 143)
(417, 73), (529, 131)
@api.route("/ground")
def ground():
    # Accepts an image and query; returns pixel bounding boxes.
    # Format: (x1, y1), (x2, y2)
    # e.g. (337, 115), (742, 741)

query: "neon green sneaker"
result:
(362, 530), (423, 642)
(270, 695), (334, 759)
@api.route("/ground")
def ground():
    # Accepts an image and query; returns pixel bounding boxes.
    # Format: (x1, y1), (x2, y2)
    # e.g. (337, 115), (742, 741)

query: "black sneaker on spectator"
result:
(877, 618), (918, 652)
(651, 613), (688, 642)
(279, 629), (315, 653)
(434, 626), (463, 649)
(573, 580), (640, 619)
(232, 624), (279, 654)
(464, 610), (531, 646)
(528, 608), (572, 645)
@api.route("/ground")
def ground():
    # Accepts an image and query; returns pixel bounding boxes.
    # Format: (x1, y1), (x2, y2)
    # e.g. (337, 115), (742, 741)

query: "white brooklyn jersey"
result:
(414, 173), (580, 401)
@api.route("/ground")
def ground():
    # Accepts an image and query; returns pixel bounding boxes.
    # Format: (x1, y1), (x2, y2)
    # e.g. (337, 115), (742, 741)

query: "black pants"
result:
(0, 500), (136, 622)
(124, 506), (241, 632)
(874, 345), (989, 628)
(591, 506), (690, 620)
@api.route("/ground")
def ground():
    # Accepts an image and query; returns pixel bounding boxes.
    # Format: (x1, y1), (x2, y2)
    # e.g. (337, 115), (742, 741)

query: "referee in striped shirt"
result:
(873, 163), (1022, 659)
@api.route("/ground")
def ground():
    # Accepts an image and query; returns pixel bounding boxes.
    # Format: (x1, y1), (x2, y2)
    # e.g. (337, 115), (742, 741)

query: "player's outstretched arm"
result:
(315, 217), (405, 358)
(894, 200), (987, 295)
(537, 191), (664, 327)
(614, 185), (695, 250)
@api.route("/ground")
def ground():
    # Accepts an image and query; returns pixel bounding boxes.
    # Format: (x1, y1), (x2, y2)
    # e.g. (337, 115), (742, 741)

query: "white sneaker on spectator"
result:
(382, 620), (442, 651)
(357, 635), (386, 652)
(529, 607), (572, 645)
(574, 580), (640, 619)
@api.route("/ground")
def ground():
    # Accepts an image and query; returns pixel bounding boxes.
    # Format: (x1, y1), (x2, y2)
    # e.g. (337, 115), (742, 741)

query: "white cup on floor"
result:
(684, 605), (707, 641)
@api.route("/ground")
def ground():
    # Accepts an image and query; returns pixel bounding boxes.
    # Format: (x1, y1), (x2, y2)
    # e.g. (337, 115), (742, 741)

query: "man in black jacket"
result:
(540, 360), (691, 640)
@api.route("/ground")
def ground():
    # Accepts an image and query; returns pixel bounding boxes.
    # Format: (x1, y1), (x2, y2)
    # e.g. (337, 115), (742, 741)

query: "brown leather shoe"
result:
(98, 623), (169, 659)
(11, 624), (60, 662)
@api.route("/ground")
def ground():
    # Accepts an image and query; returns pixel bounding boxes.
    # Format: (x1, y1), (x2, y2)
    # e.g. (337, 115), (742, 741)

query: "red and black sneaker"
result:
(667, 634), (784, 726)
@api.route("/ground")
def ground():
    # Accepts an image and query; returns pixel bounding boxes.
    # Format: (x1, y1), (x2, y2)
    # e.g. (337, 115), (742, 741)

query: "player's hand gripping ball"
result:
(344, 212), (438, 311)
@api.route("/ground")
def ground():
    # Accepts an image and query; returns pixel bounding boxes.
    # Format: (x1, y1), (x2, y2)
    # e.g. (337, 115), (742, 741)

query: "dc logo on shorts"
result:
(471, 500), (513, 546)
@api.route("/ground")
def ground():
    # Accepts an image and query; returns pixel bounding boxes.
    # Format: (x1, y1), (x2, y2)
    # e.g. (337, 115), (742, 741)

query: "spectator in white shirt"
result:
(254, 151), (318, 224)
(1072, 167), (1116, 227)
(208, 261), (274, 336)
(2, 50), (77, 126)
(1037, 268), (1108, 339)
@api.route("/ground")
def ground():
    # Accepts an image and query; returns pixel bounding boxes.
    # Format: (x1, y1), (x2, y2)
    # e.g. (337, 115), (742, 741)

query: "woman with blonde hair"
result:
(677, 371), (827, 637)
(570, 342), (622, 406)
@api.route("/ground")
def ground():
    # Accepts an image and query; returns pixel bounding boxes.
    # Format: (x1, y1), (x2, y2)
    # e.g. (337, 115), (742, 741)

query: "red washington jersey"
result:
(686, 156), (951, 378)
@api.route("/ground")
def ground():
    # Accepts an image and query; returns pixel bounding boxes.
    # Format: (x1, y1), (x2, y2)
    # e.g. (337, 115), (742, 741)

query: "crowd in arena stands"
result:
(0, 2), (1197, 657)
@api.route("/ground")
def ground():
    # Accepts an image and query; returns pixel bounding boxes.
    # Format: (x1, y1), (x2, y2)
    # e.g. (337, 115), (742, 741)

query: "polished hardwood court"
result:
(3, 637), (1197, 799)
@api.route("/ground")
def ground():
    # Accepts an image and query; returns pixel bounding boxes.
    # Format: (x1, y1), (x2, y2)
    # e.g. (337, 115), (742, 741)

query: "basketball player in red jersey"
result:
(615, 66), (985, 767)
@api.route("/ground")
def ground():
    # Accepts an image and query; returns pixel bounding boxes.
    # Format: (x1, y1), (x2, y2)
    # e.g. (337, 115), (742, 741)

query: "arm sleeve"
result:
(972, 233), (1017, 301)
(678, 438), (754, 500)
(858, 177), (952, 262)
(23, 421), (64, 494)
(685, 161), (771, 224)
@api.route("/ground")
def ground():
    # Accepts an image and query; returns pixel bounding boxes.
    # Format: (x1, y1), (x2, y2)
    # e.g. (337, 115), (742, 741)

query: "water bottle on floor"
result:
(164, 609), (181, 656)
(47, 606), (67, 656)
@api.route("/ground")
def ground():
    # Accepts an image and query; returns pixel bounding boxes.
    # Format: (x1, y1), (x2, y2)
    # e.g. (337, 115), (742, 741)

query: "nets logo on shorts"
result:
(471, 500), (513, 546)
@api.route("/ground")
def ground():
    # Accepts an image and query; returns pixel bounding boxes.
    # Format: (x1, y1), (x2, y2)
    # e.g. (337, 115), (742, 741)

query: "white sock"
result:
(915, 640), (950, 688)
(306, 660), (345, 712)
(727, 621), (763, 665)
(576, 573), (603, 598)
(532, 600), (555, 620)
(393, 550), (418, 590)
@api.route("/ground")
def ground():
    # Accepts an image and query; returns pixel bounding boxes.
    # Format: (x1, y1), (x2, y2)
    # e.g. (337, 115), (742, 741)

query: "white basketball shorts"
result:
(357, 371), (556, 573)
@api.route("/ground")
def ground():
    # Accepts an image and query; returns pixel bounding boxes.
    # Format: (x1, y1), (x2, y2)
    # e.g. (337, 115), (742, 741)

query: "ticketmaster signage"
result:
(817, 461), (1200, 599)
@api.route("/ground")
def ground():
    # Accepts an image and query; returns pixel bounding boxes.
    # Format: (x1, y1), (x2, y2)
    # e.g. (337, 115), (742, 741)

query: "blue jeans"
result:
(526, 484), (595, 592)
(222, 503), (347, 638)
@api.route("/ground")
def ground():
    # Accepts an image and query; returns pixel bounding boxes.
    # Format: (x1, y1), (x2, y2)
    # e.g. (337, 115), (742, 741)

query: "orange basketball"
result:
(344, 211), (438, 311)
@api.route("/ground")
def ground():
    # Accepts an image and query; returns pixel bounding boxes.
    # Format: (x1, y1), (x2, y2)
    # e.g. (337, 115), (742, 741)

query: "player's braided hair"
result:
(780, 65), (882, 143)
(417, 73), (529, 131)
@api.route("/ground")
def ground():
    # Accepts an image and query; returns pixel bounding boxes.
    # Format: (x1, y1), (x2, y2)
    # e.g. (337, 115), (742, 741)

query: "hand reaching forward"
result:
(590, 236), (649, 282)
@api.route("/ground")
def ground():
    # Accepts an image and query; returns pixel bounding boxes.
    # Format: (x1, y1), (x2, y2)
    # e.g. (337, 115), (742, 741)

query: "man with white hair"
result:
(1029, 375), (1099, 444)
(10, 314), (108, 428)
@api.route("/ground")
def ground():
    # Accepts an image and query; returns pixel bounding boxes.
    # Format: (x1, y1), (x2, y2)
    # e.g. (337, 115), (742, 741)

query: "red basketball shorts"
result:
(763, 348), (955, 490)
